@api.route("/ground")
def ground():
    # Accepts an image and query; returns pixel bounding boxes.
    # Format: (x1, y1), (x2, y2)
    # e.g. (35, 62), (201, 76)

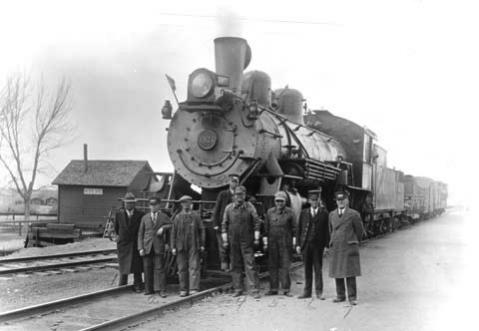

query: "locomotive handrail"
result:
(261, 106), (338, 143)
(177, 149), (242, 177)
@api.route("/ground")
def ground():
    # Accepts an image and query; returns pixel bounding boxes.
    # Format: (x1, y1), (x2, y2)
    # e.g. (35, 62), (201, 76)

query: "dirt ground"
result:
(0, 267), (119, 311)
(131, 210), (475, 331)
(0, 210), (475, 330)
(0, 237), (117, 312)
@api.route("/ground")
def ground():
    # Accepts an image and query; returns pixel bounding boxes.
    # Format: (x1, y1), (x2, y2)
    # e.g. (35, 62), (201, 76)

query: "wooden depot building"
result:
(52, 159), (154, 231)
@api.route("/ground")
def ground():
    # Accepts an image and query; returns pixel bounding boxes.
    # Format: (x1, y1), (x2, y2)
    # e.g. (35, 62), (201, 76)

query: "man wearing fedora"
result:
(222, 185), (261, 299)
(114, 192), (145, 292)
(171, 195), (205, 297)
(296, 189), (330, 299)
(212, 173), (239, 271)
(329, 191), (364, 305)
(263, 191), (296, 296)
(138, 197), (171, 297)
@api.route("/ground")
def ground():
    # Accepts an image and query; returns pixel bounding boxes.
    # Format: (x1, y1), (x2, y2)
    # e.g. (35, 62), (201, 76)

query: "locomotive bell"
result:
(214, 37), (251, 93)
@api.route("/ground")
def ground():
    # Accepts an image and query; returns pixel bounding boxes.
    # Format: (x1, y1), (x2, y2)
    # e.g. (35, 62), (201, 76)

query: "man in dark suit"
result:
(329, 191), (364, 305)
(138, 197), (171, 297)
(212, 174), (239, 271)
(296, 189), (330, 299)
(171, 195), (205, 297)
(114, 192), (145, 292)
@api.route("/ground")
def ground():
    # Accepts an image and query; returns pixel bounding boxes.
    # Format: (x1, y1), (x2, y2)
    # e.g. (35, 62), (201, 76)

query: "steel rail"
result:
(80, 262), (303, 331)
(0, 285), (132, 322)
(0, 256), (117, 275)
(0, 249), (117, 264)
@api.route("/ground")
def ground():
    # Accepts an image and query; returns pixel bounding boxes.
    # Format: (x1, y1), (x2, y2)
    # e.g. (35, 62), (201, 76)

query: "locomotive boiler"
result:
(165, 37), (345, 206)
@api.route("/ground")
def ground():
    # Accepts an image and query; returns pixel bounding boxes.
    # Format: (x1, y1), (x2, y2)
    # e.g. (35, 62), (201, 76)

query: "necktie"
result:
(125, 210), (131, 226)
(152, 212), (157, 225)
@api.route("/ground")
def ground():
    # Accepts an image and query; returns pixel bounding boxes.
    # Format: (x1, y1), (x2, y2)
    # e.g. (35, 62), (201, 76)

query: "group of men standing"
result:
(115, 174), (364, 305)
(260, 188), (363, 305)
(114, 193), (204, 297)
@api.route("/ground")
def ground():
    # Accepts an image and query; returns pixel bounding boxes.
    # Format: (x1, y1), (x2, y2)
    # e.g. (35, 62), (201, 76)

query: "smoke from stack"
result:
(216, 8), (243, 37)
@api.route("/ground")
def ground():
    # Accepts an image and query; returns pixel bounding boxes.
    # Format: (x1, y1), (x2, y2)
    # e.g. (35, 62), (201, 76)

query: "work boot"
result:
(333, 297), (346, 303)
(232, 291), (243, 297)
(349, 298), (358, 305)
(297, 293), (312, 299)
(316, 292), (325, 300)
(265, 290), (278, 296)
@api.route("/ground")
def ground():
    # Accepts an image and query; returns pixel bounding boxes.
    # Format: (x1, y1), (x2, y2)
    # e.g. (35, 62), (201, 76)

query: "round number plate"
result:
(197, 129), (218, 151)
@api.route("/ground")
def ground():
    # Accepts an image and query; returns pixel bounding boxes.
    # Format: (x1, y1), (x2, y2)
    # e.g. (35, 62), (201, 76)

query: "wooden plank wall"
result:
(58, 186), (126, 226)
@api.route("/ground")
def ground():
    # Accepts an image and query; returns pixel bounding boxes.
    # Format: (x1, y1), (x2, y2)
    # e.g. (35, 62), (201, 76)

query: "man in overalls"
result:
(263, 191), (296, 296)
(222, 186), (261, 299)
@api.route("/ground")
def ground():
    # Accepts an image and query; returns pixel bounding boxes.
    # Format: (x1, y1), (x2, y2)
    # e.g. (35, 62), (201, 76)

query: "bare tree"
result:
(0, 73), (73, 221)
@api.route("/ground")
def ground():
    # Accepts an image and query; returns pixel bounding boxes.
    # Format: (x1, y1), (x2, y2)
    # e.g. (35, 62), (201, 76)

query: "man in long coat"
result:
(171, 195), (205, 297)
(138, 197), (171, 297)
(296, 189), (329, 299)
(329, 191), (364, 305)
(114, 192), (144, 292)
(222, 185), (261, 299)
(212, 174), (239, 271)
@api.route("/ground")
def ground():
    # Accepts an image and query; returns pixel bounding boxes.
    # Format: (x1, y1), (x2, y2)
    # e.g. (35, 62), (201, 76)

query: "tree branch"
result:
(0, 72), (74, 209)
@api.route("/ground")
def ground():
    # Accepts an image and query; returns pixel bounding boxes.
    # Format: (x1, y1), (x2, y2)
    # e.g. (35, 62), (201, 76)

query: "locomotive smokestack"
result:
(214, 37), (251, 92)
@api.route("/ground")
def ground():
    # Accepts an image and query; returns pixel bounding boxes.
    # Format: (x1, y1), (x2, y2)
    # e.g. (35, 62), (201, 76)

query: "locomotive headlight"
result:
(191, 71), (214, 98)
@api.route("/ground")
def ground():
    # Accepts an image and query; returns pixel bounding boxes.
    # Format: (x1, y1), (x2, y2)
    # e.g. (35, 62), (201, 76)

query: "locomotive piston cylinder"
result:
(214, 37), (252, 93)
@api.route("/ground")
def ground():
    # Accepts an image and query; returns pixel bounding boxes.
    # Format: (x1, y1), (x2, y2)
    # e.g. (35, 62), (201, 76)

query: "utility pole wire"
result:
(156, 12), (340, 26)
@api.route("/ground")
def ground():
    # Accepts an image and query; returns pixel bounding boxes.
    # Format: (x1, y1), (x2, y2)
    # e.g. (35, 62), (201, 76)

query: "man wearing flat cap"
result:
(296, 189), (329, 299)
(329, 191), (364, 305)
(222, 185), (261, 299)
(138, 197), (172, 297)
(263, 191), (296, 296)
(212, 173), (240, 271)
(114, 192), (145, 292)
(171, 195), (205, 297)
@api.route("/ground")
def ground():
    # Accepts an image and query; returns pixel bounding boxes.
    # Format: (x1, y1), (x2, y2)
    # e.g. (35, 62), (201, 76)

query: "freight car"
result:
(404, 175), (447, 222)
(158, 36), (447, 267)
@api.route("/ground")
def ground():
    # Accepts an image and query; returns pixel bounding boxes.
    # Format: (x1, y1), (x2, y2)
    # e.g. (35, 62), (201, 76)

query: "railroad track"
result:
(0, 263), (302, 331)
(0, 249), (118, 276)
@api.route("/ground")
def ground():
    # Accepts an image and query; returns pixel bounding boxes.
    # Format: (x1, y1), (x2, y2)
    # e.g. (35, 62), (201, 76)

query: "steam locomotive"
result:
(161, 37), (447, 267)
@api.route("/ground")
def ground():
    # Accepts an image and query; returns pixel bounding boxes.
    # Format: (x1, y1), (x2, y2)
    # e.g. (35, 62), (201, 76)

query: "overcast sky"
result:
(0, 0), (476, 205)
